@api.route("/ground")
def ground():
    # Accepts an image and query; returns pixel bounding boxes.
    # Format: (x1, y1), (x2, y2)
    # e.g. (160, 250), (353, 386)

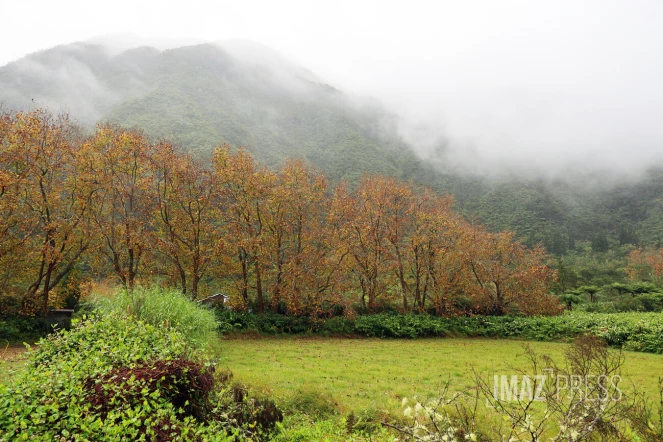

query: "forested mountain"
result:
(2, 40), (662, 260)
(462, 170), (663, 254)
(0, 41), (425, 183)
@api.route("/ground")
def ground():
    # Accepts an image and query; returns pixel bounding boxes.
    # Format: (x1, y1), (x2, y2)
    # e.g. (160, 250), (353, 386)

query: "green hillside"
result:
(2, 40), (663, 271)
(0, 42), (424, 183)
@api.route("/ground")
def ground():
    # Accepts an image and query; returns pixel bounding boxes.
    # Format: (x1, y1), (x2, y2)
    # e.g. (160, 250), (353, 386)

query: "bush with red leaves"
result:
(85, 359), (215, 421)
(1, 313), (285, 441)
(84, 358), (283, 440)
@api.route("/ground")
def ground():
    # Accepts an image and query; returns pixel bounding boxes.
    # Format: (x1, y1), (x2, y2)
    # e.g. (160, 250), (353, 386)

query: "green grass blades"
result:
(94, 286), (219, 349)
(215, 337), (663, 416)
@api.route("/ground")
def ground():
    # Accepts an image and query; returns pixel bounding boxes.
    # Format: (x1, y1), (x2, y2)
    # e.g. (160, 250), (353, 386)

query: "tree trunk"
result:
(40, 263), (55, 315)
(177, 260), (187, 296)
(255, 257), (264, 313)
(192, 274), (199, 300)
(239, 248), (249, 305)
(397, 265), (408, 311)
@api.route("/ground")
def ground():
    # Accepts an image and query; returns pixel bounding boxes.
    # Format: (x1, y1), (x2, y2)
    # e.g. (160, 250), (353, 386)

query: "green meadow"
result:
(216, 337), (663, 415)
(3, 330), (663, 440)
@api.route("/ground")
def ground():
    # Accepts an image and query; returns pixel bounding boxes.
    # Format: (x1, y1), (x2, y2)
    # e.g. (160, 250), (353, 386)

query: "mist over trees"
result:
(3, 40), (663, 298)
(0, 109), (562, 317)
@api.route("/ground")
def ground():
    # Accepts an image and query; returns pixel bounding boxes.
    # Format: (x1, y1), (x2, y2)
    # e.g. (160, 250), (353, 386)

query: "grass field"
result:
(215, 336), (663, 416)
(3, 335), (662, 440)
(5, 336), (661, 412)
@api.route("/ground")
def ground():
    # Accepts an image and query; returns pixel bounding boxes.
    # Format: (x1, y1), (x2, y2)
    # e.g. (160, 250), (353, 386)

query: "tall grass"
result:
(95, 286), (219, 349)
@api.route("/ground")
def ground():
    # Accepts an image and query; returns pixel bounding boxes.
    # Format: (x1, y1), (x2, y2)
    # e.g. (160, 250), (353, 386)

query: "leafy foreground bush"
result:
(217, 310), (663, 353)
(0, 313), (282, 441)
(94, 287), (219, 349)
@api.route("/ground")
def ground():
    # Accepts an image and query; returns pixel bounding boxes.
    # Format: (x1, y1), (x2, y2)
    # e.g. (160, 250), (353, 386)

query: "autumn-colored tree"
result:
(81, 125), (156, 291)
(213, 146), (275, 313)
(263, 159), (349, 315)
(0, 111), (28, 293)
(413, 197), (467, 315)
(334, 176), (403, 313)
(379, 178), (414, 311)
(153, 144), (219, 299)
(385, 188), (460, 313)
(0, 112), (562, 318)
(463, 229), (560, 315)
(626, 248), (663, 286)
(1, 110), (93, 314)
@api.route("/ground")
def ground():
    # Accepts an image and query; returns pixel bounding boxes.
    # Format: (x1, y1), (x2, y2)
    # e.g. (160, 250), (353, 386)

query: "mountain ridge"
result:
(2, 39), (662, 261)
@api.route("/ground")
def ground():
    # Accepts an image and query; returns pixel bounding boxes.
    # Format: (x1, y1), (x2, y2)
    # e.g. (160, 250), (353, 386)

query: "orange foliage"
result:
(81, 124), (156, 291)
(626, 248), (663, 285)
(153, 144), (218, 299)
(1, 110), (94, 313)
(462, 229), (560, 315)
(0, 109), (560, 317)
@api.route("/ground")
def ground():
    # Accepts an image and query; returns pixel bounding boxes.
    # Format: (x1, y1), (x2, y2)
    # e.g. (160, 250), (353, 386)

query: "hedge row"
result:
(217, 310), (663, 353)
(0, 316), (53, 342)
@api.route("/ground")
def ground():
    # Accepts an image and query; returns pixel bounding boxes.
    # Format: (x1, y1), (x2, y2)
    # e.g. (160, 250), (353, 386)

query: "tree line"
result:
(0, 109), (562, 317)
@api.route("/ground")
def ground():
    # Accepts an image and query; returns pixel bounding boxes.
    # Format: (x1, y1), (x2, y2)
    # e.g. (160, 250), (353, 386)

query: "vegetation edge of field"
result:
(217, 310), (663, 354)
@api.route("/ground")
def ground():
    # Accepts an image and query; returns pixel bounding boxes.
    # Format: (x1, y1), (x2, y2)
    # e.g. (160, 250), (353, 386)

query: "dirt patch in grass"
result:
(0, 344), (29, 383)
(1, 344), (28, 363)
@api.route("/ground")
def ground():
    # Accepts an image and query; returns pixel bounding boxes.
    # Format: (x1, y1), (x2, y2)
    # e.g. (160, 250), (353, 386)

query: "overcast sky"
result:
(2, 0), (663, 175)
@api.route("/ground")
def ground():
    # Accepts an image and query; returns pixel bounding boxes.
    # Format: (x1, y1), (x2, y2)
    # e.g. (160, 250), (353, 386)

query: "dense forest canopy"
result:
(0, 109), (564, 317)
(2, 41), (663, 292)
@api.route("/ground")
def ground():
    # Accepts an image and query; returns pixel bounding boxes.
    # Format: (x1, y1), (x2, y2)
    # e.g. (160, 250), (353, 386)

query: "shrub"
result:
(638, 293), (663, 312)
(216, 310), (356, 336)
(222, 384), (284, 436)
(0, 313), (282, 441)
(217, 311), (663, 354)
(0, 316), (52, 342)
(0, 314), (198, 440)
(85, 358), (215, 421)
(95, 287), (219, 349)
